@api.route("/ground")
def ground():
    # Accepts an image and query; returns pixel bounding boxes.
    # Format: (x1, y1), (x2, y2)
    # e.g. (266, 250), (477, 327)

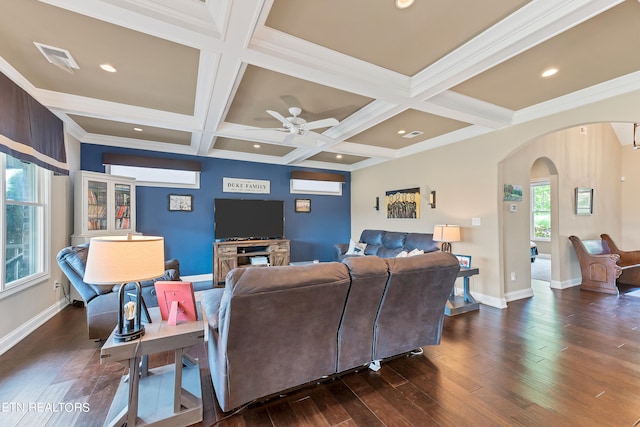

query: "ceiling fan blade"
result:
(266, 110), (290, 126)
(308, 131), (335, 146)
(304, 117), (339, 130)
(246, 127), (286, 131)
(282, 133), (297, 145)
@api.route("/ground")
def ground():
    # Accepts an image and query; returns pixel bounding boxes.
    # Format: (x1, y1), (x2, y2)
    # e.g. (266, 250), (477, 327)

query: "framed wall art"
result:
(575, 187), (593, 215)
(295, 198), (311, 213)
(168, 194), (193, 212)
(503, 184), (523, 202)
(385, 187), (420, 219)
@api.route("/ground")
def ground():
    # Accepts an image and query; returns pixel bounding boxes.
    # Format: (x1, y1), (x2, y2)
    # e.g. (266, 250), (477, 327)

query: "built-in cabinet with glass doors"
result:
(71, 171), (137, 245)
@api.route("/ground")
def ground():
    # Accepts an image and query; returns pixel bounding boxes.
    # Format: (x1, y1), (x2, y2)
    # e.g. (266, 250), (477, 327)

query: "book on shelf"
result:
(88, 190), (97, 205)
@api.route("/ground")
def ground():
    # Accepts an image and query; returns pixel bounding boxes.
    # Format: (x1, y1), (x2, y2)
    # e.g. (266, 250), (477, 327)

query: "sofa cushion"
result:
(364, 244), (381, 256)
(360, 229), (384, 246)
(382, 231), (406, 249)
(404, 233), (439, 253)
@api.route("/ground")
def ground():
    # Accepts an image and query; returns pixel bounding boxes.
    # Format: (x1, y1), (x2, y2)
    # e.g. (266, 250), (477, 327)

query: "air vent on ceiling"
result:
(402, 130), (424, 139)
(33, 42), (79, 74)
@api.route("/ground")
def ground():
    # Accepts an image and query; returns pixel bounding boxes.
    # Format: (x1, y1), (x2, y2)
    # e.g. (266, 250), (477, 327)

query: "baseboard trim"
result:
(505, 287), (535, 302)
(550, 278), (580, 290)
(0, 299), (69, 356)
(472, 292), (507, 309)
(181, 273), (213, 283)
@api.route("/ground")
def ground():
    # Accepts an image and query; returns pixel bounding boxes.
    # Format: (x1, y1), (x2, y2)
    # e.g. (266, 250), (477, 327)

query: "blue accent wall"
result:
(80, 144), (351, 275)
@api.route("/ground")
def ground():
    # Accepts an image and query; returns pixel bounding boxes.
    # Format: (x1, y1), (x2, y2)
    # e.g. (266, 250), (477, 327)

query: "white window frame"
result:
(290, 179), (342, 196)
(106, 164), (200, 189)
(530, 179), (550, 242)
(0, 154), (51, 298)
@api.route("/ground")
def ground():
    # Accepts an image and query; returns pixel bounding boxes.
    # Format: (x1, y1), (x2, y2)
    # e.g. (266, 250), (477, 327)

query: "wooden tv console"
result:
(213, 239), (290, 286)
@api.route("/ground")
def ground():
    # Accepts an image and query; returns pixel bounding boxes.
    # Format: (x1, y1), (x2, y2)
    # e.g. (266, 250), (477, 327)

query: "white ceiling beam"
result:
(39, 90), (200, 131)
(39, 0), (222, 49)
(411, 0), (624, 100)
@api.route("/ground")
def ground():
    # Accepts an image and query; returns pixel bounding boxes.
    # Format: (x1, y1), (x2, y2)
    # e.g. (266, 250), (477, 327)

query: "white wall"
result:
(351, 88), (640, 308)
(621, 144), (640, 249)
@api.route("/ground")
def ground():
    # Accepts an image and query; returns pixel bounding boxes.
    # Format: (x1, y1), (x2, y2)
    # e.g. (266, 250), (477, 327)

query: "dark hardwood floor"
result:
(2, 280), (640, 426)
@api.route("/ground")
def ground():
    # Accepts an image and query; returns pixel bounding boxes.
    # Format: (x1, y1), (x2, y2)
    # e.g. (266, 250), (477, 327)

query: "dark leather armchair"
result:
(56, 243), (180, 339)
(600, 234), (640, 286)
(568, 236), (621, 294)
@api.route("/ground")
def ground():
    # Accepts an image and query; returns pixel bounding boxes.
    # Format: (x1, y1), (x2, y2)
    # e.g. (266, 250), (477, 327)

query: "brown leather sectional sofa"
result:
(201, 251), (460, 412)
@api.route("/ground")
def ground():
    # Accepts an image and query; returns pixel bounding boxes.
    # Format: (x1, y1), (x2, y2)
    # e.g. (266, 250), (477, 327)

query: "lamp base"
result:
(114, 326), (145, 343)
(442, 242), (452, 253)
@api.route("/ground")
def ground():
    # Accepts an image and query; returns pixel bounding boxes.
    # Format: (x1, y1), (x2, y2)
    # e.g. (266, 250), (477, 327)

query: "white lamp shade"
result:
(433, 225), (461, 243)
(84, 235), (165, 284)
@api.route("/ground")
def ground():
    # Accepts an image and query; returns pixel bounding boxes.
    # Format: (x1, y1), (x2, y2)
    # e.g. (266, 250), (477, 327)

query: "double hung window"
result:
(1, 154), (50, 296)
(530, 181), (550, 240)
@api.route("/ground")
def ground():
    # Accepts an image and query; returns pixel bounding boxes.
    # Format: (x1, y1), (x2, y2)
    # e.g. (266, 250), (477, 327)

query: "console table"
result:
(100, 307), (204, 427)
(445, 267), (480, 316)
(213, 239), (290, 285)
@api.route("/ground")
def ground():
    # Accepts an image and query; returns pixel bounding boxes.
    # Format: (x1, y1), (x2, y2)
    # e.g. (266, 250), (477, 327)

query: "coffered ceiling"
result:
(2, 0), (639, 171)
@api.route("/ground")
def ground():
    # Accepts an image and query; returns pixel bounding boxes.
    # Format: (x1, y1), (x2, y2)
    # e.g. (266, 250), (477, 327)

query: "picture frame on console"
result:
(455, 254), (472, 268)
(295, 198), (311, 213)
(168, 194), (193, 212)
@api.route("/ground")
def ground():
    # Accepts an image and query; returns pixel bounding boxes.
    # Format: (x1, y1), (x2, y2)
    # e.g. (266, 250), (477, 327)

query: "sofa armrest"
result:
(56, 246), (99, 303)
(201, 288), (224, 331)
(334, 243), (349, 261)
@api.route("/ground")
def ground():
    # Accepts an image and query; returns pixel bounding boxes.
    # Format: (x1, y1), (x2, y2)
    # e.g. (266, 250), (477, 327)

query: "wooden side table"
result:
(445, 267), (480, 316)
(100, 307), (204, 427)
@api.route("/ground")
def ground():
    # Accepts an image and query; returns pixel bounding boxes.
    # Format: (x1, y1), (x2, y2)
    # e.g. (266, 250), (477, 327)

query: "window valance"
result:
(0, 72), (67, 175)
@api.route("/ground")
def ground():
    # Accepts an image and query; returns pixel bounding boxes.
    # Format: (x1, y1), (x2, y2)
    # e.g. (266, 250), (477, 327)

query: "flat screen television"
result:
(214, 198), (285, 241)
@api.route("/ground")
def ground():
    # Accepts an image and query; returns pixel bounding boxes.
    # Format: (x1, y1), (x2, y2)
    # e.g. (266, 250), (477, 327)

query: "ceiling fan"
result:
(264, 107), (339, 145)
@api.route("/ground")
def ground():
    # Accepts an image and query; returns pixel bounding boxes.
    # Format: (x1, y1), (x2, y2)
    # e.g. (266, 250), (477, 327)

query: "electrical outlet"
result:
(510, 272), (517, 281)
(54, 280), (60, 291)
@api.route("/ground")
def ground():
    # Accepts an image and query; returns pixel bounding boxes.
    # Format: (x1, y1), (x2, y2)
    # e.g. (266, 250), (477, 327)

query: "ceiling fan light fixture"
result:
(395, 0), (415, 9)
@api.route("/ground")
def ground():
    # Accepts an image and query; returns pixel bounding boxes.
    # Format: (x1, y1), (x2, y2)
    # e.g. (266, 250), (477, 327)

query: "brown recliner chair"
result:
(568, 236), (621, 294)
(373, 252), (460, 360)
(202, 262), (352, 412)
(600, 234), (640, 286)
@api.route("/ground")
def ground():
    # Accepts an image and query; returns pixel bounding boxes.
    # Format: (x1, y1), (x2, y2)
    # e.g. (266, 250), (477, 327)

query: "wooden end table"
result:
(445, 267), (480, 316)
(100, 306), (204, 427)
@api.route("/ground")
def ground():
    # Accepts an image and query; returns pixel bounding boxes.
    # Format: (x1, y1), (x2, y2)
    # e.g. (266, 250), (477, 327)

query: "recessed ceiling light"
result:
(336, 154), (343, 159)
(253, 144), (260, 148)
(397, 130), (406, 135)
(133, 127), (143, 132)
(100, 64), (117, 73)
(395, 0), (415, 9)
(541, 68), (558, 77)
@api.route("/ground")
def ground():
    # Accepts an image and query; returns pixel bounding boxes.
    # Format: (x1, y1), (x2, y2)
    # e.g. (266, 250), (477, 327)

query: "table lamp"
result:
(84, 234), (165, 342)
(433, 224), (461, 253)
